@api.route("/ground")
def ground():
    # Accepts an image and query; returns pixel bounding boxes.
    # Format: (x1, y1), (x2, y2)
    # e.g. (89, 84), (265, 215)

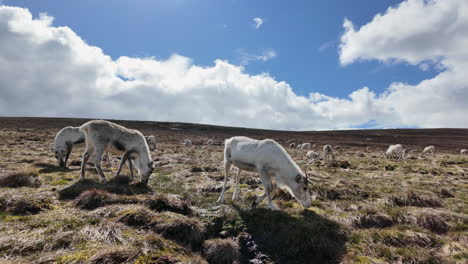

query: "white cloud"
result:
(1, 3), (468, 130)
(237, 49), (277, 66)
(338, 0), (468, 128)
(253, 17), (263, 29)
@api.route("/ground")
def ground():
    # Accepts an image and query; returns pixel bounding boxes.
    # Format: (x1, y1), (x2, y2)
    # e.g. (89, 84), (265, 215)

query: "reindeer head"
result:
(288, 165), (312, 208)
(51, 144), (68, 168)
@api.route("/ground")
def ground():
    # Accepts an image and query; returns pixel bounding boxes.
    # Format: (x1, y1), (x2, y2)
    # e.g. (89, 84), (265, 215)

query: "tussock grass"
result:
(144, 193), (192, 215)
(202, 238), (240, 264)
(392, 191), (443, 208)
(88, 247), (140, 264)
(58, 178), (152, 200)
(74, 189), (138, 210)
(0, 168), (41, 188)
(353, 212), (394, 229)
(0, 194), (51, 215)
(151, 212), (205, 250)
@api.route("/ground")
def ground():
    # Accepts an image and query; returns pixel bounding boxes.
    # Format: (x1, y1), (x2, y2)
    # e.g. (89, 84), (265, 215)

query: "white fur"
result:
(217, 136), (311, 210)
(184, 139), (192, 147)
(289, 142), (296, 148)
(300, 143), (311, 149)
(323, 145), (335, 162)
(306, 151), (320, 164)
(145, 135), (157, 151)
(51, 126), (85, 168)
(421, 146), (435, 157)
(79, 120), (153, 184)
(385, 144), (404, 160)
(461, 149), (468, 155)
(207, 139), (214, 145)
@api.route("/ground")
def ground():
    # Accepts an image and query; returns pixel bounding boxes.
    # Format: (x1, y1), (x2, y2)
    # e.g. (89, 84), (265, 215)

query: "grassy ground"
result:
(0, 125), (467, 264)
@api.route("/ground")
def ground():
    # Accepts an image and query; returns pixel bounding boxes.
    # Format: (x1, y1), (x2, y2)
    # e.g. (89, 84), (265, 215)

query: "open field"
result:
(0, 117), (467, 263)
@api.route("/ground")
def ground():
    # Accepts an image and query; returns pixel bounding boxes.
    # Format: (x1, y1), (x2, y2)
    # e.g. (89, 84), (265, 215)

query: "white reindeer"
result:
(51, 126), (85, 168)
(301, 143), (311, 149)
(217, 136), (311, 210)
(289, 142), (296, 148)
(323, 145), (335, 162)
(183, 139), (192, 147)
(306, 151), (320, 164)
(421, 146), (435, 157)
(461, 149), (468, 155)
(145, 135), (157, 151)
(79, 120), (154, 184)
(384, 144), (404, 160)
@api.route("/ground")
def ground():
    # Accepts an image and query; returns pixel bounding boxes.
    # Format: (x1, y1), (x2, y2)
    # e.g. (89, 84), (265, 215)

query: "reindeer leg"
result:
(115, 150), (131, 178)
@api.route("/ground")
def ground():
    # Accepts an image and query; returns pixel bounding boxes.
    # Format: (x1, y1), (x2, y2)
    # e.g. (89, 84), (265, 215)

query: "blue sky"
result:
(4, 0), (438, 97)
(1, 0), (467, 130)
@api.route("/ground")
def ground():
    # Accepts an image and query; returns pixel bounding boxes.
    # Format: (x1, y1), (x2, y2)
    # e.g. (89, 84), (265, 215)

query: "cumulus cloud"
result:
(253, 17), (263, 29)
(1, 3), (468, 130)
(338, 0), (468, 128)
(0, 5), (377, 130)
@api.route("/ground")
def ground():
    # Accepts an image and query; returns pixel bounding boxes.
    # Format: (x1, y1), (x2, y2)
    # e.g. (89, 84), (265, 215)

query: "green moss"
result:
(50, 179), (71, 186)
(55, 250), (95, 264)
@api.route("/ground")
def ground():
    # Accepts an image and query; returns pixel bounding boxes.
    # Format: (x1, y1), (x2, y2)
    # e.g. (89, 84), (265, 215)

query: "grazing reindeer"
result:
(217, 136), (311, 210)
(145, 135), (157, 151)
(79, 120), (154, 184)
(323, 145), (335, 162)
(421, 146), (435, 157)
(51, 126), (85, 168)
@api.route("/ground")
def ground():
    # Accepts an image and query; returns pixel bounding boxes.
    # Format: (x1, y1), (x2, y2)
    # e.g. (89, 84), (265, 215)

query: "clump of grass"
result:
(392, 191), (443, 208)
(144, 193), (192, 216)
(151, 212), (205, 250)
(116, 206), (205, 250)
(58, 178), (152, 200)
(353, 212), (394, 229)
(373, 230), (440, 248)
(0, 169), (41, 188)
(117, 206), (155, 227)
(74, 189), (138, 210)
(0, 194), (51, 215)
(88, 247), (140, 264)
(202, 238), (240, 264)
(437, 188), (455, 199)
(310, 184), (370, 201)
(203, 208), (246, 238)
(417, 213), (449, 234)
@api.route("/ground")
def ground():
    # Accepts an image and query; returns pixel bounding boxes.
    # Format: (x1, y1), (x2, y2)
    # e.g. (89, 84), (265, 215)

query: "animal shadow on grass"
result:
(233, 205), (347, 264)
(58, 176), (153, 200)
(34, 162), (76, 173)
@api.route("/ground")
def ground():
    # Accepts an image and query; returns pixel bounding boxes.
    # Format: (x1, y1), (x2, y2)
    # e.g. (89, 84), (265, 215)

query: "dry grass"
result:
(0, 168), (41, 188)
(144, 193), (192, 215)
(0, 122), (467, 263)
(202, 238), (240, 264)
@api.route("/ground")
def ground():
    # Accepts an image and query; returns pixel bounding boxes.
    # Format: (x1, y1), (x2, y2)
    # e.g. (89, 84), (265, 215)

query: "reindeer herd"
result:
(50, 120), (467, 211)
